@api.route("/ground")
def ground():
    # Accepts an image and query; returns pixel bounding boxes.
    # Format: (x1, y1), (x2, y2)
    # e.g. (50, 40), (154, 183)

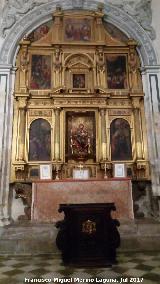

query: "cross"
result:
(77, 164), (83, 172)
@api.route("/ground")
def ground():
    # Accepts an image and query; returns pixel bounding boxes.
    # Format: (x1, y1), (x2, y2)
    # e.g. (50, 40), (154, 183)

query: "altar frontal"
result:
(32, 179), (134, 222)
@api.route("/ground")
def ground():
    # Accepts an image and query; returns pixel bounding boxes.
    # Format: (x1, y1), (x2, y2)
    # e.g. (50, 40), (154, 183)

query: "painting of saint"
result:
(28, 21), (52, 42)
(106, 55), (128, 89)
(29, 119), (51, 161)
(73, 74), (85, 88)
(110, 118), (132, 161)
(30, 55), (51, 89)
(104, 22), (128, 43)
(71, 123), (90, 156)
(66, 112), (96, 161)
(64, 19), (91, 41)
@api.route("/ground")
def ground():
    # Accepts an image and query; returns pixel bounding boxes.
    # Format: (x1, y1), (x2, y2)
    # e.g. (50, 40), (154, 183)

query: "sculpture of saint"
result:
(129, 51), (139, 90)
(70, 123), (91, 159)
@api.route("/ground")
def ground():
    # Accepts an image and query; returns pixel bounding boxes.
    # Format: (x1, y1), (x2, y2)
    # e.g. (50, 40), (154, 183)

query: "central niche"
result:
(64, 53), (94, 92)
(65, 112), (96, 162)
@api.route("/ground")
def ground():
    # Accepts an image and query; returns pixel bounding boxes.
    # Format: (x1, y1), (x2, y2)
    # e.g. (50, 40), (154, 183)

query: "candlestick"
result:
(104, 163), (108, 179)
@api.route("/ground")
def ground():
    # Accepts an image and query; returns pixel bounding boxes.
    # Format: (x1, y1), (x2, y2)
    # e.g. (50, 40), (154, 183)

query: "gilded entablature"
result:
(108, 109), (132, 116)
(11, 8), (150, 182)
(29, 110), (52, 117)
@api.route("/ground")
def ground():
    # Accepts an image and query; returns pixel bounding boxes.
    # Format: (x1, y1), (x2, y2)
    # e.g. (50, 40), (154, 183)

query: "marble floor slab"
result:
(0, 252), (159, 284)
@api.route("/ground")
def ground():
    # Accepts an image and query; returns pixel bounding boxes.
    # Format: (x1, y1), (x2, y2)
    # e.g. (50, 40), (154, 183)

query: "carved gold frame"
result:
(28, 51), (53, 92)
(105, 53), (129, 91)
(63, 108), (99, 164)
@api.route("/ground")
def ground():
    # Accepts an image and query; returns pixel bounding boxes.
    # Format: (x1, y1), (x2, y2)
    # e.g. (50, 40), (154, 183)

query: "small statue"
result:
(20, 50), (29, 72)
(97, 50), (105, 73)
(54, 47), (62, 71)
(129, 51), (139, 90)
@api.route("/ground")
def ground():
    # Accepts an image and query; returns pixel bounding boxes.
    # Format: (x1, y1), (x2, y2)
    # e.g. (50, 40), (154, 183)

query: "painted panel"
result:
(29, 118), (51, 161)
(73, 74), (85, 88)
(29, 21), (52, 42)
(64, 18), (91, 41)
(110, 118), (132, 161)
(66, 112), (96, 161)
(106, 55), (128, 89)
(30, 55), (51, 89)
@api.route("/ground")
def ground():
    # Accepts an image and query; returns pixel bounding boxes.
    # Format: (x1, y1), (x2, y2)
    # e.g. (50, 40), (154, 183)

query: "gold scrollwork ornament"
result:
(82, 219), (96, 235)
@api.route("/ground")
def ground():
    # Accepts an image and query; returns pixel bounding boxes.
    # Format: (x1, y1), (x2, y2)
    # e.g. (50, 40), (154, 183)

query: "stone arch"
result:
(0, 0), (158, 66)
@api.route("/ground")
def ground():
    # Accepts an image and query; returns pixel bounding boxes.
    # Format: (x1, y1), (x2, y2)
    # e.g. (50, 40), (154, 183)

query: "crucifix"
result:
(77, 164), (83, 172)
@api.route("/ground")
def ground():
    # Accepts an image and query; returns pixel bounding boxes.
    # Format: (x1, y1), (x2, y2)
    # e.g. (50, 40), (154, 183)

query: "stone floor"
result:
(0, 252), (160, 284)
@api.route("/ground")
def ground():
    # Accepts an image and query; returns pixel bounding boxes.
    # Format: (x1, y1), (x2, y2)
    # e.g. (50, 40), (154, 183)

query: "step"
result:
(0, 220), (160, 254)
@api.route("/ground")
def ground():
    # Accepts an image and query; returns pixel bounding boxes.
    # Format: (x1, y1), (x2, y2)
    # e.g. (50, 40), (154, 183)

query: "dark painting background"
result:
(106, 55), (128, 89)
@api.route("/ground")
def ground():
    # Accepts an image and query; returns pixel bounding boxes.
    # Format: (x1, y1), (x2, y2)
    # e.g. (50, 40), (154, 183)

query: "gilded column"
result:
(132, 98), (143, 160)
(19, 39), (30, 93)
(100, 109), (107, 161)
(54, 107), (61, 161)
(106, 109), (110, 161)
(17, 97), (27, 161)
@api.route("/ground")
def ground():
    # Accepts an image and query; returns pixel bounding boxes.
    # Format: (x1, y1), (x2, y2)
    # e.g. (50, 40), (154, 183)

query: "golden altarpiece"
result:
(11, 8), (150, 183)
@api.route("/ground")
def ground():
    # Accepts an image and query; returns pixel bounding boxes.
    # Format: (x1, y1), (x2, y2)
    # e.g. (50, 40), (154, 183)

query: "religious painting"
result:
(30, 55), (51, 89)
(110, 118), (132, 161)
(64, 18), (91, 41)
(104, 22), (128, 43)
(28, 21), (52, 42)
(29, 118), (51, 161)
(106, 55), (128, 89)
(73, 74), (85, 88)
(66, 112), (96, 161)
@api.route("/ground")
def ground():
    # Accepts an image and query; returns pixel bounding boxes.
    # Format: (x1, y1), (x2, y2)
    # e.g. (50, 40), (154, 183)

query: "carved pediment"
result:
(65, 54), (93, 68)
(74, 63), (88, 69)
(28, 8), (126, 47)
